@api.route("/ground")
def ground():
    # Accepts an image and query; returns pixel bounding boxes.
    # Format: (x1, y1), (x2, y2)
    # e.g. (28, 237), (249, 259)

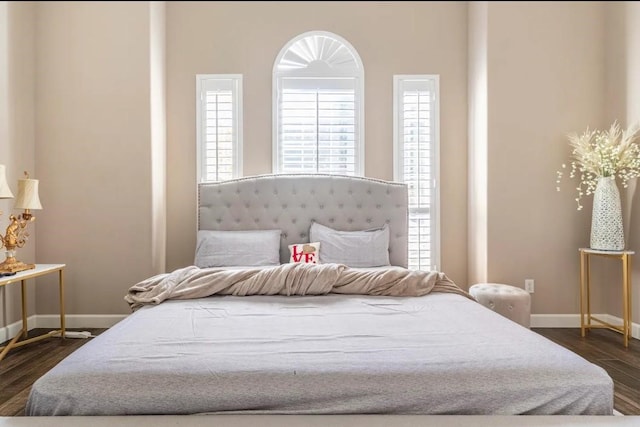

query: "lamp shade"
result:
(0, 165), (14, 199)
(14, 178), (42, 210)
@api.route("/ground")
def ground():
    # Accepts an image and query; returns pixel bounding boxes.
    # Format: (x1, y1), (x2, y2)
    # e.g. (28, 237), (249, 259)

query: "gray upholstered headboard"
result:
(198, 174), (408, 268)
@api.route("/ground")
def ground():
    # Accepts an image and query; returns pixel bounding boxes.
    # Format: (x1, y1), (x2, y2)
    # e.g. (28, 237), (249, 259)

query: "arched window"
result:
(273, 31), (364, 175)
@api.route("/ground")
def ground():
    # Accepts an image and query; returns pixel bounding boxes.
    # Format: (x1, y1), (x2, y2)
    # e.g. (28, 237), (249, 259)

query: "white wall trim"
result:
(36, 314), (126, 329)
(532, 313), (640, 340)
(530, 314), (584, 328)
(0, 315), (38, 343)
(0, 314), (127, 341)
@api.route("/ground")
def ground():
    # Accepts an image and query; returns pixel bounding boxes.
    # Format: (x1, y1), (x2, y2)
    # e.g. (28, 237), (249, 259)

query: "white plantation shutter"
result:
(273, 32), (363, 175)
(393, 75), (440, 271)
(196, 75), (242, 182)
(279, 79), (356, 174)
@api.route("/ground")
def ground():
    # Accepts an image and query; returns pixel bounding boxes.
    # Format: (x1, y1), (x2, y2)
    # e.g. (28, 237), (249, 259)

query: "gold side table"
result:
(579, 248), (633, 347)
(0, 263), (66, 362)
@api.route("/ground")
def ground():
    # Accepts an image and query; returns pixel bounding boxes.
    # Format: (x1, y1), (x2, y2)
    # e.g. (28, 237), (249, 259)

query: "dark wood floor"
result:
(0, 327), (638, 416)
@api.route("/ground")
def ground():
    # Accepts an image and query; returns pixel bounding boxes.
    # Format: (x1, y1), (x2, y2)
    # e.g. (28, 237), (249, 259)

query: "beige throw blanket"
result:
(125, 263), (472, 311)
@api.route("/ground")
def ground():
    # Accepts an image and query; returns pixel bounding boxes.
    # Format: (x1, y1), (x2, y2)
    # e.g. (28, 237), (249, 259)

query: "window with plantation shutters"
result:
(273, 31), (364, 175)
(393, 75), (440, 271)
(196, 75), (242, 183)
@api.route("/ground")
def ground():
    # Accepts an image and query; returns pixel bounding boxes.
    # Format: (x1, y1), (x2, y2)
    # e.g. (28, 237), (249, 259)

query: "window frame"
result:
(272, 31), (365, 175)
(196, 74), (243, 183)
(393, 74), (440, 271)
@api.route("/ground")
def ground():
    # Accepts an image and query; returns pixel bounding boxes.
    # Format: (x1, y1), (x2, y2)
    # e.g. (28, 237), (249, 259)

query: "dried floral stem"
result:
(557, 121), (640, 210)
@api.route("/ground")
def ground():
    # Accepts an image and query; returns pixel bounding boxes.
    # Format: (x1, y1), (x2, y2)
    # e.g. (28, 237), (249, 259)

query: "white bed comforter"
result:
(26, 293), (613, 416)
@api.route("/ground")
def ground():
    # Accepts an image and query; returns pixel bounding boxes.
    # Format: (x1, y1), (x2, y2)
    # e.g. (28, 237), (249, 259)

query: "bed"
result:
(25, 174), (614, 416)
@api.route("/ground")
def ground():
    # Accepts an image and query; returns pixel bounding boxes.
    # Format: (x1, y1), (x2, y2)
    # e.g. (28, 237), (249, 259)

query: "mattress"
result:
(26, 293), (613, 416)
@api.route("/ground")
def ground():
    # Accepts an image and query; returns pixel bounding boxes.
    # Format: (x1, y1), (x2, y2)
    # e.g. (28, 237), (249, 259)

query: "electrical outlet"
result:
(525, 279), (535, 293)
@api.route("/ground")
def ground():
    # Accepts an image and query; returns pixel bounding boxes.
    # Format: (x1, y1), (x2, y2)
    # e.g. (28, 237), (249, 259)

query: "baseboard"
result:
(532, 313), (640, 340)
(1, 314), (127, 341)
(36, 314), (127, 329)
(0, 315), (37, 343)
(530, 314), (584, 328)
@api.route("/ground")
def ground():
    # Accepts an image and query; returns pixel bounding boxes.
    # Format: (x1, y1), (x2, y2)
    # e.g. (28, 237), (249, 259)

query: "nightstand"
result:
(579, 248), (633, 347)
(0, 263), (66, 362)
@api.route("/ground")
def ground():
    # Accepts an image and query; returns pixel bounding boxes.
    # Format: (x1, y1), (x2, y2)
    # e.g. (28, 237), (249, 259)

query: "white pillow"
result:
(309, 222), (390, 267)
(195, 229), (281, 268)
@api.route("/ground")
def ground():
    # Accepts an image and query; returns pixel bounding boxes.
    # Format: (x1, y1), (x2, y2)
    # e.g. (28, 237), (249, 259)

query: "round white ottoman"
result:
(469, 283), (531, 328)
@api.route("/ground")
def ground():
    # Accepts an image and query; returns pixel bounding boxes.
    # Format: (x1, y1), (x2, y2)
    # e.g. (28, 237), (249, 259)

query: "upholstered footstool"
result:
(469, 283), (531, 328)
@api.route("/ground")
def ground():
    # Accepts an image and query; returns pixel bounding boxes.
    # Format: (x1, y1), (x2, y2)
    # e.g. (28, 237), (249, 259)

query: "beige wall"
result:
(34, 1), (163, 315)
(624, 2), (640, 324)
(0, 1), (36, 331)
(467, 1), (488, 285)
(165, 1), (469, 288)
(605, 1), (640, 322)
(2, 1), (634, 323)
(167, 2), (467, 285)
(481, 1), (606, 315)
(468, 1), (609, 316)
(150, 1), (167, 275)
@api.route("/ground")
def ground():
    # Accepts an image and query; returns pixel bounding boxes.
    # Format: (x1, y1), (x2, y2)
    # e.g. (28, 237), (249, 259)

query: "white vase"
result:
(590, 176), (625, 251)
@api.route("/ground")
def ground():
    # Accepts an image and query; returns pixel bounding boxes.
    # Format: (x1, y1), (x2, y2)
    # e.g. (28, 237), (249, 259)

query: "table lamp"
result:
(0, 171), (42, 273)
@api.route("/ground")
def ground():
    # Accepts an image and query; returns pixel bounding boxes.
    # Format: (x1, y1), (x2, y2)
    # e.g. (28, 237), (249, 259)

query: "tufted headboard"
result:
(198, 174), (408, 268)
